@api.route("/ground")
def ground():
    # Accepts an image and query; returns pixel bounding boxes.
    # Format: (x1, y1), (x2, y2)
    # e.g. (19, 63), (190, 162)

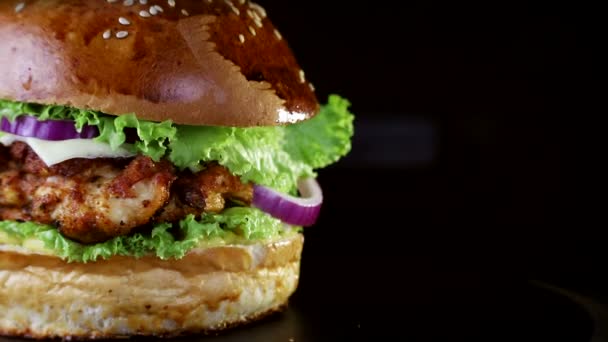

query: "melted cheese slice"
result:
(0, 133), (135, 166)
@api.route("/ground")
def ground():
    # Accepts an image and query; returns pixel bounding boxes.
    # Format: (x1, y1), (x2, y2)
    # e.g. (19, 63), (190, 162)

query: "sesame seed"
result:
(153, 5), (164, 12)
(224, 0), (240, 16)
(102, 29), (112, 39)
(298, 70), (306, 83)
(123, 0), (134, 6)
(181, 9), (189, 16)
(238, 0), (245, 4)
(273, 29), (282, 40)
(249, 3), (266, 18)
(253, 17), (263, 28)
(14, 2), (25, 13)
(116, 31), (129, 39)
(139, 0), (147, 4)
(230, 5), (240, 16)
(167, 0), (176, 7)
(309, 83), (315, 91)
(107, 0), (118, 3)
(238, 34), (245, 43)
(248, 26), (256, 36)
(118, 17), (131, 25)
(251, 10), (261, 23)
(139, 10), (151, 17)
(149, 6), (158, 15)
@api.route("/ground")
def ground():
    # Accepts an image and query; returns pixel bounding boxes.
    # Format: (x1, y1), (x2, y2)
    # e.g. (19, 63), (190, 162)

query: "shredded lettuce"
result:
(0, 208), (289, 263)
(0, 95), (354, 193)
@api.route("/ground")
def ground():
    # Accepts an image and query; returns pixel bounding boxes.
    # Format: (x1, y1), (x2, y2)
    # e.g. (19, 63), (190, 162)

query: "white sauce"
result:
(0, 133), (135, 166)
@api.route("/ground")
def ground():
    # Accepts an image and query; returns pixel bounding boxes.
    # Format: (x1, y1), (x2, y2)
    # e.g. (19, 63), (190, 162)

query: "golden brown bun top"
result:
(0, 0), (319, 126)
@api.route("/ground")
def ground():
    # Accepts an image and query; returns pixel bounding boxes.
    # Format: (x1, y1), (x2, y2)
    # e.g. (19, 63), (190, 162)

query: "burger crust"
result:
(0, 1), (319, 127)
(0, 233), (303, 339)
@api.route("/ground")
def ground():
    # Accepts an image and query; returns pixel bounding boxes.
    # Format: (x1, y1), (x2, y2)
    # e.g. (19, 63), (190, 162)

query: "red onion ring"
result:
(1, 115), (99, 141)
(252, 178), (323, 226)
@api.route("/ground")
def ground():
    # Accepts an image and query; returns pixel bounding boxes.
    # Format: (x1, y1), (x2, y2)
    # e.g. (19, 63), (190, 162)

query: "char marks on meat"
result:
(0, 143), (253, 243)
(155, 163), (253, 223)
(0, 145), (8, 171)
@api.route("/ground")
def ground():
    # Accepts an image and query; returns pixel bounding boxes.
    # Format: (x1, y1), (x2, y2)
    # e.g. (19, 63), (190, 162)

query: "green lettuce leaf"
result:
(168, 125), (311, 193)
(0, 100), (101, 128)
(285, 95), (355, 170)
(101, 115), (177, 162)
(0, 208), (288, 263)
(168, 95), (354, 193)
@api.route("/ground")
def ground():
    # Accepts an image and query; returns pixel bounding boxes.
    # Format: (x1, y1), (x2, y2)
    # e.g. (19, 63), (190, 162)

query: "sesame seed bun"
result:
(0, 234), (303, 339)
(0, 0), (319, 126)
(0, 1), (312, 339)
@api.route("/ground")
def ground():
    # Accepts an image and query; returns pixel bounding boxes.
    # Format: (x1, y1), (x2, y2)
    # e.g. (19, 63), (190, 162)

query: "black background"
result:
(0, 1), (595, 342)
(258, 0), (596, 340)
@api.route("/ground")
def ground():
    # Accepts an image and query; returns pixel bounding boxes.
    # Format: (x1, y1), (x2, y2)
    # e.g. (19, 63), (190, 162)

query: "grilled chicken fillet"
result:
(0, 143), (253, 243)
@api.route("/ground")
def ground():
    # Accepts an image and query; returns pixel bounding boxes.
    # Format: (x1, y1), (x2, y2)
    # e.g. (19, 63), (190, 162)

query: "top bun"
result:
(0, 0), (319, 127)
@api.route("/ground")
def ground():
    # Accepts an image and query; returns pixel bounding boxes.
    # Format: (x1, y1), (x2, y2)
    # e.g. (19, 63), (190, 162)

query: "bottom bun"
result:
(0, 233), (303, 339)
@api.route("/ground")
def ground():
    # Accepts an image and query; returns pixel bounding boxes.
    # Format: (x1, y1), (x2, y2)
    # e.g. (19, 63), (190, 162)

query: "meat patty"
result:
(0, 143), (253, 243)
(155, 164), (253, 223)
(2, 146), (175, 243)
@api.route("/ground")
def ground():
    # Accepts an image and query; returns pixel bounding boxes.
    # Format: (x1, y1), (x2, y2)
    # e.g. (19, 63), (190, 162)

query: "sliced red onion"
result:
(0, 115), (99, 141)
(253, 178), (323, 226)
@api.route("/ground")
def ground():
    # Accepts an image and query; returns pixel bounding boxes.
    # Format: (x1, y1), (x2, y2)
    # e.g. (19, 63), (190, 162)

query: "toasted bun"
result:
(0, 234), (303, 339)
(0, 1), (318, 126)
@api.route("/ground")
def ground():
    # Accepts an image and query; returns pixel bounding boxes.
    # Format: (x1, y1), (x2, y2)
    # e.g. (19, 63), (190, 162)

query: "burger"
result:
(0, 0), (353, 339)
